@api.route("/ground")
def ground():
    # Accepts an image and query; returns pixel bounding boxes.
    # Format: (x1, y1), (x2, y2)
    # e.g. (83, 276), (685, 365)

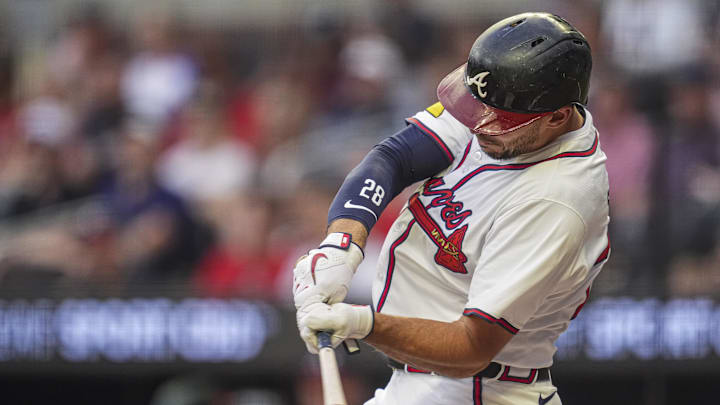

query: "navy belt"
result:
(387, 358), (550, 383)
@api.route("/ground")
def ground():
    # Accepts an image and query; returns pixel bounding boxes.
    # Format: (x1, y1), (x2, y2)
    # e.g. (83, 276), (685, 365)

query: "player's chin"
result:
(483, 145), (519, 160)
(477, 141), (504, 157)
(476, 136), (499, 148)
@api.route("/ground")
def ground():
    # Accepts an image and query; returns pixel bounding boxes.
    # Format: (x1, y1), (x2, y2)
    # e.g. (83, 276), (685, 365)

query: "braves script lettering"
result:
(422, 178), (473, 229)
(403, 179), (474, 273)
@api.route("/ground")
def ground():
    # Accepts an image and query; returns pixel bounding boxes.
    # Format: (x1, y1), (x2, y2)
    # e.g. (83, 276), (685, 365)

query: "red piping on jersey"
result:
(498, 366), (537, 384)
(473, 375), (483, 405)
(571, 287), (591, 320)
(376, 219), (415, 312)
(594, 239), (611, 265)
(452, 133), (600, 191)
(463, 308), (519, 335)
(407, 117), (454, 162)
(452, 141), (473, 172)
(571, 239), (610, 320)
(406, 365), (430, 373)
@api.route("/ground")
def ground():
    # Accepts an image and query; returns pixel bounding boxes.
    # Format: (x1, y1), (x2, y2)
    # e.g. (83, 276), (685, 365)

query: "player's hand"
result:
(297, 302), (374, 353)
(292, 233), (363, 309)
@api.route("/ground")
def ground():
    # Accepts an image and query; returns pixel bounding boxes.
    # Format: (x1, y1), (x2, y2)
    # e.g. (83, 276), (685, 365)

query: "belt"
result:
(387, 358), (550, 384)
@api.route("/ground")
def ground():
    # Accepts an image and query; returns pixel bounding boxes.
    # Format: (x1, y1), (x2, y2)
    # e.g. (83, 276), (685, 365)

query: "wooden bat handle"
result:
(317, 332), (347, 405)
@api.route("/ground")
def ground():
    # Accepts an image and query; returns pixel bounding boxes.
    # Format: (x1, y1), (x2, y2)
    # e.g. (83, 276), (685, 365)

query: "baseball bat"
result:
(317, 331), (347, 405)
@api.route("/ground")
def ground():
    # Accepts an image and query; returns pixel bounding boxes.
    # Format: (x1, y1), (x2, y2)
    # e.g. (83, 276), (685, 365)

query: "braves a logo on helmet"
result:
(466, 71), (490, 98)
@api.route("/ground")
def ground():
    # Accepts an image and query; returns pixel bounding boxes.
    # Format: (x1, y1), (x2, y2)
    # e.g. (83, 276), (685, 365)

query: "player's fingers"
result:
(297, 297), (326, 316)
(325, 287), (349, 305)
(330, 334), (344, 348)
(303, 305), (339, 332)
(294, 289), (326, 310)
(300, 326), (319, 354)
(304, 341), (318, 354)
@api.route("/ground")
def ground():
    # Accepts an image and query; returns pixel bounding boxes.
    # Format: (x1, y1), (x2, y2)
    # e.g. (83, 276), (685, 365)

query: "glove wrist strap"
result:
(320, 232), (363, 256)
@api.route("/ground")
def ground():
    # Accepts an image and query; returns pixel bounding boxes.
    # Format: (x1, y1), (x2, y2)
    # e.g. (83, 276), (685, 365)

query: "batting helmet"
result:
(437, 12), (592, 135)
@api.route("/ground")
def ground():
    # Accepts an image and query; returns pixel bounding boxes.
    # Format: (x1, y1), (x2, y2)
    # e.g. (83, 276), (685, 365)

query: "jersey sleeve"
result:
(464, 199), (587, 334)
(406, 102), (473, 166)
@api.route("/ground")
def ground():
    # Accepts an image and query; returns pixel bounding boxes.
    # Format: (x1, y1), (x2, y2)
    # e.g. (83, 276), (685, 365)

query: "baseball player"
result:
(293, 12), (609, 405)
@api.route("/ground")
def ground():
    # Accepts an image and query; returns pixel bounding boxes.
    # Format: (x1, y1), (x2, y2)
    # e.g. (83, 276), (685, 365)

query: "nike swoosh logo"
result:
(310, 253), (327, 285)
(539, 392), (556, 405)
(343, 200), (378, 221)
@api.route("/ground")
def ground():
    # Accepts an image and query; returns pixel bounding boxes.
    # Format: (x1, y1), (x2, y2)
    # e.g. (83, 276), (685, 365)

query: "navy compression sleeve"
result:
(328, 123), (454, 231)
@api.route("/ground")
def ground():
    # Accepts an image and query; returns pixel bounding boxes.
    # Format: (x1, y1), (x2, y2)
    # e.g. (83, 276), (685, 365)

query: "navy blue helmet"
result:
(438, 12), (592, 135)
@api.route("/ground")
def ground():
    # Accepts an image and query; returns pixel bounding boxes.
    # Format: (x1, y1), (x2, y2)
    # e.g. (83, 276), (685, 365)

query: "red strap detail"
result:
(498, 366), (538, 384)
(340, 233), (351, 249)
(406, 366), (431, 373)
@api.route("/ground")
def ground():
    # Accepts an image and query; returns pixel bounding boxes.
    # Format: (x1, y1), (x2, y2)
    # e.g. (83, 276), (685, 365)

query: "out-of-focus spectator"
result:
(48, 4), (115, 97)
(194, 193), (285, 298)
(121, 11), (197, 127)
(156, 83), (257, 206)
(101, 122), (204, 282)
(380, 0), (437, 65)
(592, 78), (655, 292)
(649, 67), (720, 293)
(19, 85), (75, 147)
(244, 72), (316, 157)
(0, 29), (13, 142)
(270, 176), (338, 303)
(599, 0), (715, 119)
(0, 84), (78, 218)
(600, 0), (707, 75)
(78, 52), (126, 141)
(260, 30), (409, 197)
(1, 0), (718, 304)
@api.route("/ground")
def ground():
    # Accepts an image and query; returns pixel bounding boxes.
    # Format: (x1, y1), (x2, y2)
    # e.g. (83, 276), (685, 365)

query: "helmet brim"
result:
(437, 64), (551, 136)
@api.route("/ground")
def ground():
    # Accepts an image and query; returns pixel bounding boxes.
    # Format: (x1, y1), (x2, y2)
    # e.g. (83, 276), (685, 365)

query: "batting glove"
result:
(297, 302), (374, 354)
(292, 233), (364, 309)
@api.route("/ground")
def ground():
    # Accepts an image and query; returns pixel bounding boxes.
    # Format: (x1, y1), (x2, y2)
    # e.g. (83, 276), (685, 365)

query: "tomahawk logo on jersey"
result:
(373, 102), (610, 368)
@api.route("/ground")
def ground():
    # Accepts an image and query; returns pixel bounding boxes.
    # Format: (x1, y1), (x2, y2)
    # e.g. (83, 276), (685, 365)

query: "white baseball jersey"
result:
(371, 102), (610, 369)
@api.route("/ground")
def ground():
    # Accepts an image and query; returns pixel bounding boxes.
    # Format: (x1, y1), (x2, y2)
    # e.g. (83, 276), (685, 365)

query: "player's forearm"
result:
(327, 218), (369, 249)
(364, 313), (493, 378)
(326, 125), (452, 236)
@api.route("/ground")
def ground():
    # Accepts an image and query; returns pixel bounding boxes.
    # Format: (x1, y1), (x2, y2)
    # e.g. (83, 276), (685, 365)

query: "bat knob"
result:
(317, 331), (333, 349)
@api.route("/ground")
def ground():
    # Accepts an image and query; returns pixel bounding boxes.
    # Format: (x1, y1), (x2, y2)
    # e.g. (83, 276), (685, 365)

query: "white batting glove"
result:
(292, 233), (363, 309)
(297, 302), (374, 354)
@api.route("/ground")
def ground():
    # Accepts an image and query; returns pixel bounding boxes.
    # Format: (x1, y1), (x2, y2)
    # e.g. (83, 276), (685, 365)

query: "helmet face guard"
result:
(437, 12), (591, 136)
(437, 65), (552, 136)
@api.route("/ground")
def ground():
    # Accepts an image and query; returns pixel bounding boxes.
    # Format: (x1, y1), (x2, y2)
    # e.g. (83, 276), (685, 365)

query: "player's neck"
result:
(533, 107), (585, 153)
(566, 106), (585, 133)
(549, 107), (584, 140)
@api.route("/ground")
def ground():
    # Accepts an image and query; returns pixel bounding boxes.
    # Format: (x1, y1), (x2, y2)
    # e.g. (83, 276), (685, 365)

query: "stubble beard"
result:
(483, 125), (541, 160)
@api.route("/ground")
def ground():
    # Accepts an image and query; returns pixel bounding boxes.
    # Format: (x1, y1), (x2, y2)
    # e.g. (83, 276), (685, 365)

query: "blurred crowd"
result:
(0, 0), (720, 307)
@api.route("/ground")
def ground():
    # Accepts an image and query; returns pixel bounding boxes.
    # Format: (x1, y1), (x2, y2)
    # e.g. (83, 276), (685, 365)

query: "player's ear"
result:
(544, 106), (574, 129)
